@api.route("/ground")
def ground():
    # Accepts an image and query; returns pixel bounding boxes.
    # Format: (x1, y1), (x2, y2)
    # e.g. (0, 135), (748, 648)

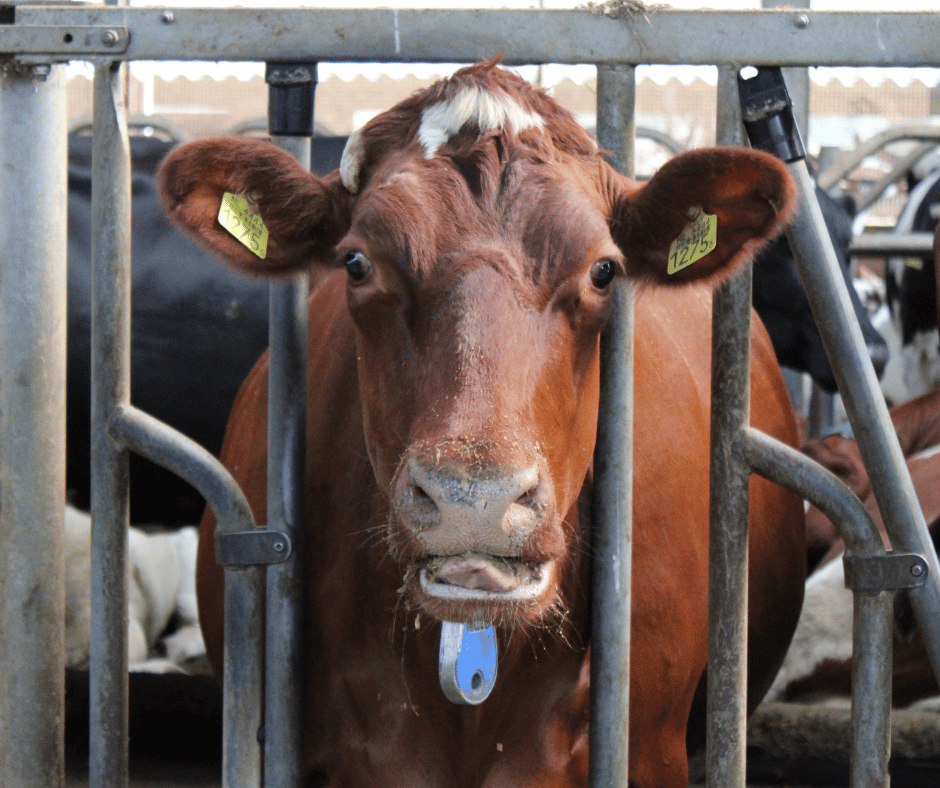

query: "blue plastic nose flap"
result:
(438, 621), (498, 705)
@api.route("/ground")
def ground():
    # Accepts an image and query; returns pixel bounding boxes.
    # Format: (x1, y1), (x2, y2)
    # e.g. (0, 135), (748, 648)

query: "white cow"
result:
(64, 505), (204, 672)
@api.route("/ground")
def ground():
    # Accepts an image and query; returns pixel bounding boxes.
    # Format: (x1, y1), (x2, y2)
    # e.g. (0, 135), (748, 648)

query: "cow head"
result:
(159, 60), (795, 630)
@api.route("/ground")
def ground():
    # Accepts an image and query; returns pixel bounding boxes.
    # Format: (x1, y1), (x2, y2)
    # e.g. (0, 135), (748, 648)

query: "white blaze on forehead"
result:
(340, 127), (366, 193)
(419, 85), (545, 158)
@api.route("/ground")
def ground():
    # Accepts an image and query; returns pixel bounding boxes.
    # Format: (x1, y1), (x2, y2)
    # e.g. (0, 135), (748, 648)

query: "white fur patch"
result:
(340, 128), (366, 193)
(418, 86), (545, 158)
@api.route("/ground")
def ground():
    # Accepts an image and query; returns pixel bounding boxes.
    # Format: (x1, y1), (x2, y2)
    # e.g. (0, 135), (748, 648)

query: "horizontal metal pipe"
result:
(10, 7), (940, 67)
(849, 232), (934, 258)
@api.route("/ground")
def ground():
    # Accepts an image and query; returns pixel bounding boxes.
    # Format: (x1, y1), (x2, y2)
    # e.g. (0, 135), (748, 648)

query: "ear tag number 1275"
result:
(668, 212), (717, 275)
(218, 192), (268, 259)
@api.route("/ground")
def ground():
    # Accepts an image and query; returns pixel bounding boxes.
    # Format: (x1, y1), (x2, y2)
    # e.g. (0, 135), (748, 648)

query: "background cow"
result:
(770, 221), (940, 709)
(159, 61), (806, 787)
(63, 504), (203, 672)
(753, 182), (888, 394)
(66, 131), (346, 526)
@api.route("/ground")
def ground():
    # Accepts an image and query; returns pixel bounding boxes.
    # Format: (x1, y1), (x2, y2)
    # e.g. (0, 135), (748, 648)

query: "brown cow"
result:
(159, 61), (805, 788)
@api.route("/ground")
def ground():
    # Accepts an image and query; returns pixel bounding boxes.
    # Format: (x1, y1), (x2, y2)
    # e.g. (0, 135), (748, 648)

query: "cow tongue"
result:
(434, 556), (527, 593)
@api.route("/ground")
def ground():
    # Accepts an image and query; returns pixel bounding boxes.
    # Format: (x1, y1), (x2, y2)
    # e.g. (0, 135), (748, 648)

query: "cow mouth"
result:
(418, 554), (554, 602)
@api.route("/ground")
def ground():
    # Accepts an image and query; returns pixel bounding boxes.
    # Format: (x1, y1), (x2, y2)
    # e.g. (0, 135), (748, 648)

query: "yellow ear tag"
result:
(218, 192), (268, 259)
(667, 212), (717, 275)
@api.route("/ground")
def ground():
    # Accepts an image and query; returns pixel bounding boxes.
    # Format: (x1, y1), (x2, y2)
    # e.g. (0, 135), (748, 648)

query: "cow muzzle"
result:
(394, 456), (552, 553)
(391, 450), (558, 618)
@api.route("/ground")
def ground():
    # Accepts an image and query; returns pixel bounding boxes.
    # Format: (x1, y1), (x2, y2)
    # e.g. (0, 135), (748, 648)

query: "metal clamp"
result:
(217, 528), (292, 566)
(0, 25), (129, 57)
(843, 553), (929, 592)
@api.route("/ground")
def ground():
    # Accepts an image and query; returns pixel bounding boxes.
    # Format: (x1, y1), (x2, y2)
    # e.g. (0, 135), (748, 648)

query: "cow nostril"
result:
(514, 478), (542, 509)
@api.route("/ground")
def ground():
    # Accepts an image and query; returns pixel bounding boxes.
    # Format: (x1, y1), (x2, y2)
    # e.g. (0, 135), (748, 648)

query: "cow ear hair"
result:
(158, 136), (354, 276)
(608, 147), (797, 287)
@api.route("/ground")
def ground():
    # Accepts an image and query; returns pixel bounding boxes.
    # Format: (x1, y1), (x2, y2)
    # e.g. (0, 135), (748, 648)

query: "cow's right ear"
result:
(158, 136), (354, 276)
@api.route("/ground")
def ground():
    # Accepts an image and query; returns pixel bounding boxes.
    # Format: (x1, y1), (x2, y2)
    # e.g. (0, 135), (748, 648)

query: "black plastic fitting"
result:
(737, 66), (806, 163)
(266, 63), (318, 137)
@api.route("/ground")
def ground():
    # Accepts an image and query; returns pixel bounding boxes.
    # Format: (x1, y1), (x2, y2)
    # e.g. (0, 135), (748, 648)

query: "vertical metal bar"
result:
(265, 135), (310, 788)
(706, 64), (750, 788)
(263, 61), (314, 788)
(90, 59), (131, 788)
(782, 159), (902, 788)
(222, 570), (264, 788)
(0, 60), (68, 788)
(850, 590), (893, 788)
(590, 63), (635, 788)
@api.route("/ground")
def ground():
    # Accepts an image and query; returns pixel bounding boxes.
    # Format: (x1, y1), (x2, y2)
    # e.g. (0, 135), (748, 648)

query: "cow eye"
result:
(344, 251), (373, 282)
(590, 259), (616, 289)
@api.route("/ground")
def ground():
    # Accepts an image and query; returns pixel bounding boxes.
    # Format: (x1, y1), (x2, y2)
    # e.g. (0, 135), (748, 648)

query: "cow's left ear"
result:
(608, 147), (797, 286)
(158, 136), (354, 277)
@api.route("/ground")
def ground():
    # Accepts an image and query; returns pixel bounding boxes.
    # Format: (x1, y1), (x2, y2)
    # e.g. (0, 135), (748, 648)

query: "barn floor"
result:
(65, 757), (220, 788)
(63, 673), (940, 788)
(64, 667), (223, 788)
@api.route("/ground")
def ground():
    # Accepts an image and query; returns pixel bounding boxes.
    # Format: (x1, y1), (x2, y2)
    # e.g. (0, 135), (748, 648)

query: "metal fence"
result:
(2, 5), (940, 788)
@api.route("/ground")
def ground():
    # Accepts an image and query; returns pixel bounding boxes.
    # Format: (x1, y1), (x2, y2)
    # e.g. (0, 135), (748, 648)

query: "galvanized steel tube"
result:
(740, 427), (893, 788)
(851, 591), (893, 788)
(0, 59), (68, 788)
(784, 160), (940, 688)
(706, 64), (751, 788)
(90, 60), (131, 788)
(108, 398), (265, 787)
(265, 134), (310, 788)
(590, 63), (635, 788)
(109, 406), (256, 536)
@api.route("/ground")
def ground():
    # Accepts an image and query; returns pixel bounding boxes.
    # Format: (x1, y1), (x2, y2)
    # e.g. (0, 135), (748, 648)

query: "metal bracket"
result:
(0, 25), (129, 58)
(843, 553), (929, 592)
(217, 528), (292, 567)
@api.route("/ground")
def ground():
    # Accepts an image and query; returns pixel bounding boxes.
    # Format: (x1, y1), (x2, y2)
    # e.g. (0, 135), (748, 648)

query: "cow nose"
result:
(395, 458), (549, 554)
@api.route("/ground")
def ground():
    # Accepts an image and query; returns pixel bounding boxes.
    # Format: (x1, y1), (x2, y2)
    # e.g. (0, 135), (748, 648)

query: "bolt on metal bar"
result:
(112, 413), (266, 787)
(89, 58), (131, 788)
(0, 59), (68, 788)
(739, 428), (894, 788)
(109, 398), (267, 787)
(590, 63), (635, 788)
(265, 62), (313, 785)
(707, 64), (751, 788)
(9, 7), (940, 67)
